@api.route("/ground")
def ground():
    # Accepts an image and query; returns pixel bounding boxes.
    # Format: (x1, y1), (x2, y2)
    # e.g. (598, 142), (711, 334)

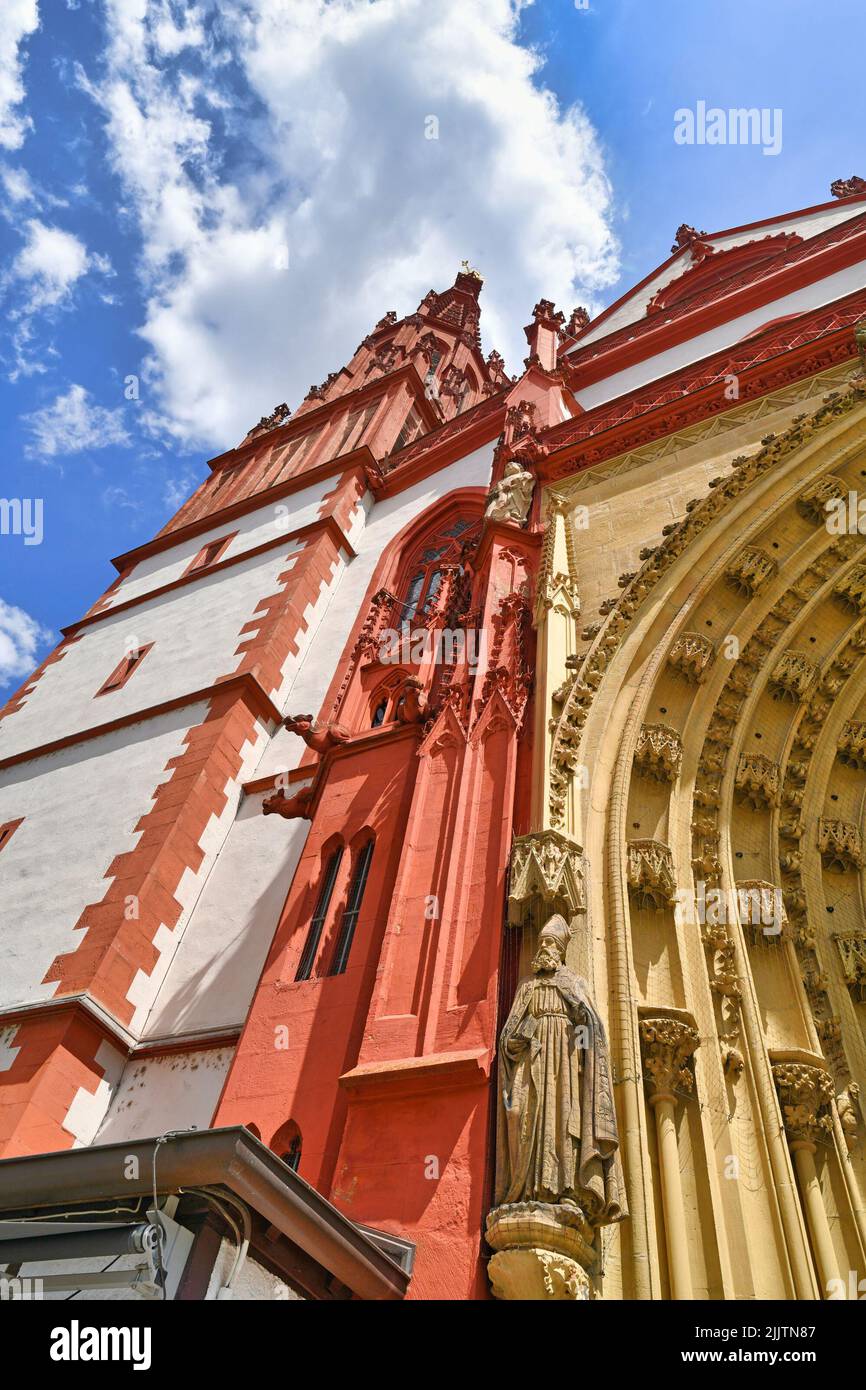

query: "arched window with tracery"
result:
(398, 515), (477, 622)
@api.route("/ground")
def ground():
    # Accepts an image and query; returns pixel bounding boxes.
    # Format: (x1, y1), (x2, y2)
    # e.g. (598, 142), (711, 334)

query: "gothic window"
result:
(295, 844), (344, 981)
(371, 698), (388, 728)
(398, 515), (476, 620)
(271, 1121), (302, 1174)
(95, 643), (153, 697)
(328, 839), (375, 976)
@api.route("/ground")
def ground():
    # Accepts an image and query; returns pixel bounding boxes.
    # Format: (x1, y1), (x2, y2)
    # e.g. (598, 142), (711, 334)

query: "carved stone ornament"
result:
(633, 724), (683, 784)
(833, 565), (866, 615)
(818, 818), (864, 872)
(768, 650), (818, 702)
(626, 839), (677, 909)
(734, 752), (780, 809)
(772, 1061), (834, 1148)
(667, 631), (715, 683)
(796, 473), (846, 523)
(837, 720), (866, 770)
(833, 933), (866, 1001)
(484, 459), (535, 526)
(487, 914), (626, 1299)
(735, 880), (788, 942)
(830, 175), (866, 199)
(725, 546), (777, 596)
(639, 1016), (699, 1102)
(508, 830), (585, 924)
(837, 1083), (861, 1149)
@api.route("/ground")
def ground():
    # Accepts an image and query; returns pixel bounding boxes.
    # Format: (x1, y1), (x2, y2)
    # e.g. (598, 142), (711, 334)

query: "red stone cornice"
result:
(541, 287), (866, 479)
(65, 515), (355, 637)
(562, 211), (866, 390)
(0, 671), (282, 773)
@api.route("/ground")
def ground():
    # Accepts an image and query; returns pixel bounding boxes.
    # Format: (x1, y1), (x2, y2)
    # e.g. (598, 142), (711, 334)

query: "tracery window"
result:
(398, 515), (476, 621)
(328, 839), (375, 976)
(295, 844), (344, 981)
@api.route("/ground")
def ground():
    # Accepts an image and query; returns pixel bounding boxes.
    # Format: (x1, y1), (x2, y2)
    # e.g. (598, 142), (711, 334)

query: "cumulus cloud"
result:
(82, 0), (618, 451)
(0, 597), (51, 688)
(23, 382), (130, 458)
(0, 0), (39, 151)
(11, 218), (97, 311)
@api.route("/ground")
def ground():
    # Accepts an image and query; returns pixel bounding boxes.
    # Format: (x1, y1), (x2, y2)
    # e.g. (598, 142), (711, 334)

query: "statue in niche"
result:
(495, 913), (626, 1224)
(485, 459), (535, 527)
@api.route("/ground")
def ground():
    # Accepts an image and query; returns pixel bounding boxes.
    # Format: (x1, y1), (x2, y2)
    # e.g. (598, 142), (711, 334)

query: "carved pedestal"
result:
(486, 1201), (595, 1301)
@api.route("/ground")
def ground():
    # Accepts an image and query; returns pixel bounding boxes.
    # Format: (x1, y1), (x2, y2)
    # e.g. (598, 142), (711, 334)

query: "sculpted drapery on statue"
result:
(495, 914), (626, 1224)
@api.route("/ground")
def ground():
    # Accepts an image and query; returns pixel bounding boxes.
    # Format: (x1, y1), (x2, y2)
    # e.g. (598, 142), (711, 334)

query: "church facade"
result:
(2, 180), (866, 1301)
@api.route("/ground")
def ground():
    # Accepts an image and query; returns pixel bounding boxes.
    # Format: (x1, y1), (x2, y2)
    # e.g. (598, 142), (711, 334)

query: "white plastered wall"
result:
(101, 476), (335, 609)
(0, 545), (302, 760)
(0, 703), (205, 1009)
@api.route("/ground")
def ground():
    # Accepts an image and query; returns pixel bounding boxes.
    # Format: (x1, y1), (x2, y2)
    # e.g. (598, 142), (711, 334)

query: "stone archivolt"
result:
(818, 817), (864, 872)
(633, 723), (683, 783)
(735, 751), (780, 808)
(626, 839), (677, 909)
(547, 383), (866, 828)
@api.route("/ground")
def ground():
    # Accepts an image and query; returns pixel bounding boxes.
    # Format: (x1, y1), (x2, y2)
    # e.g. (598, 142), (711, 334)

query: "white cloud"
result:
(0, 0), (39, 151)
(11, 218), (94, 311)
(23, 382), (130, 458)
(83, 0), (618, 451)
(0, 598), (51, 688)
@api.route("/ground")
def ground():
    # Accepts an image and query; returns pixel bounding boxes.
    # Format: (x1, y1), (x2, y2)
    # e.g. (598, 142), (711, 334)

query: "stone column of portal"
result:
(639, 1013), (700, 1301)
(772, 1058), (841, 1297)
(531, 494), (581, 830)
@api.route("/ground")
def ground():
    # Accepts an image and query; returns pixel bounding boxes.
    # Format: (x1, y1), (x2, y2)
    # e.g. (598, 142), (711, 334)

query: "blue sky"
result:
(1, 0), (863, 689)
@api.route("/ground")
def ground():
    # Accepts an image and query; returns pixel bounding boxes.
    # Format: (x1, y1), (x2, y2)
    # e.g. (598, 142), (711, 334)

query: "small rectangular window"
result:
(328, 840), (374, 976)
(295, 846), (344, 982)
(183, 533), (234, 576)
(95, 643), (153, 697)
(0, 819), (23, 853)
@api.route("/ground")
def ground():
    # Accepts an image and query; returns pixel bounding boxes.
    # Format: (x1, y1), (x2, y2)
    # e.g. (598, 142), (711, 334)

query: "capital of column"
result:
(639, 1014), (700, 1107)
(771, 1059), (835, 1151)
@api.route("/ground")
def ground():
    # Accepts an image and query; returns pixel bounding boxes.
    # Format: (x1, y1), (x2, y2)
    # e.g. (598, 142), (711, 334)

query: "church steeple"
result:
(291, 266), (510, 429)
